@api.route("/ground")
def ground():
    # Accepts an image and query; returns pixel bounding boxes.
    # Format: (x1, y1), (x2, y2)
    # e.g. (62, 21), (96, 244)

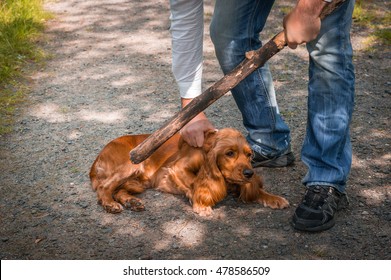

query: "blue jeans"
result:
(210, 0), (291, 158)
(210, 0), (355, 192)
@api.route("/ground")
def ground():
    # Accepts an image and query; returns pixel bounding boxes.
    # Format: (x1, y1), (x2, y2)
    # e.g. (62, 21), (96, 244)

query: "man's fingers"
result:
(195, 134), (204, 148)
(180, 118), (215, 147)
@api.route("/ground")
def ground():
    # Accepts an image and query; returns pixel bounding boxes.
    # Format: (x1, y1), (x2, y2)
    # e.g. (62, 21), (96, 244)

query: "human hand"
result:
(180, 116), (215, 148)
(283, 0), (327, 49)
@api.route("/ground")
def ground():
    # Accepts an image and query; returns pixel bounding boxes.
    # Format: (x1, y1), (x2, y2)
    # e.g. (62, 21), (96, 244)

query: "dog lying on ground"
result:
(89, 128), (289, 216)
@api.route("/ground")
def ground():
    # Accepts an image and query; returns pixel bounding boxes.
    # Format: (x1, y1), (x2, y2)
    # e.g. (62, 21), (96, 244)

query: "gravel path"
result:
(0, 0), (390, 260)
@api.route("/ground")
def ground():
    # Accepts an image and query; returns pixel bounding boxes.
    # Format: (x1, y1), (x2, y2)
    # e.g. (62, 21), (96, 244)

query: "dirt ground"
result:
(0, 0), (390, 260)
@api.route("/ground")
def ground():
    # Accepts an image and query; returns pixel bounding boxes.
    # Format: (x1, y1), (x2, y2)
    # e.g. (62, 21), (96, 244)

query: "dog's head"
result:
(203, 128), (255, 184)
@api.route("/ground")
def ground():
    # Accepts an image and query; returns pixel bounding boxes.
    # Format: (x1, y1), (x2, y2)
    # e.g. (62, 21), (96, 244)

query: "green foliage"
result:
(0, 86), (25, 135)
(374, 28), (391, 45)
(353, 0), (391, 49)
(0, 0), (51, 134)
(353, 0), (376, 24)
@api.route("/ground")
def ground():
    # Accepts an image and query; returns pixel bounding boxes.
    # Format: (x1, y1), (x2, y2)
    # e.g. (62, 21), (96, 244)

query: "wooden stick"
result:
(130, 0), (346, 164)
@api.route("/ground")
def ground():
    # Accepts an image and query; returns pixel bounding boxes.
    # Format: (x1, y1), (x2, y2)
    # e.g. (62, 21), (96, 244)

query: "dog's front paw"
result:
(123, 198), (145, 212)
(262, 195), (289, 209)
(102, 201), (124, 214)
(193, 205), (213, 216)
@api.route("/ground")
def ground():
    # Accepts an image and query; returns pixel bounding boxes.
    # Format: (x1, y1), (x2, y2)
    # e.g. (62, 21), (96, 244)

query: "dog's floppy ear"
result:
(200, 129), (222, 178)
(202, 129), (218, 153)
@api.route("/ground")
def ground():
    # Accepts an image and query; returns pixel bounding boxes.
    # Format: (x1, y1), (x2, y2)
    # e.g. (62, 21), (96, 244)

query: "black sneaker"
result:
(292, 185), (349, 232)
(251, 147), (295, 168)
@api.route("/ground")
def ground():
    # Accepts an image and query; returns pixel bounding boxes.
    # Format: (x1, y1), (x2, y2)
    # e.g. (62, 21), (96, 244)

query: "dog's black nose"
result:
(243, 169), (254, 178)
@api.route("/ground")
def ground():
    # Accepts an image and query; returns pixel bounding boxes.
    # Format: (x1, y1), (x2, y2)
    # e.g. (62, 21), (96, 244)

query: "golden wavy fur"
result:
(89, 128), (289, 216)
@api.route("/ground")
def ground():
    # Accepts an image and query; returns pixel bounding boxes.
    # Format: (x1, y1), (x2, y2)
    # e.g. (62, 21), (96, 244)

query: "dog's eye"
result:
(246, 152), (253, 158)
(225, 151), (235, 157)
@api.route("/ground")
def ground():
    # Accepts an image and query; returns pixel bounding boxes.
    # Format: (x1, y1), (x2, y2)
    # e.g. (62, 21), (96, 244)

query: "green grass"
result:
(353, 0), (391, 49)
(0, 0), (51, 134)
(280, 6), (292, 16)
(353, 1), (376, 24)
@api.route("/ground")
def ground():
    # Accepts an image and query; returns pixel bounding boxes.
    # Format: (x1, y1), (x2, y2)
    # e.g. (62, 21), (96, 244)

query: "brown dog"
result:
(89, 128), (289, 216)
